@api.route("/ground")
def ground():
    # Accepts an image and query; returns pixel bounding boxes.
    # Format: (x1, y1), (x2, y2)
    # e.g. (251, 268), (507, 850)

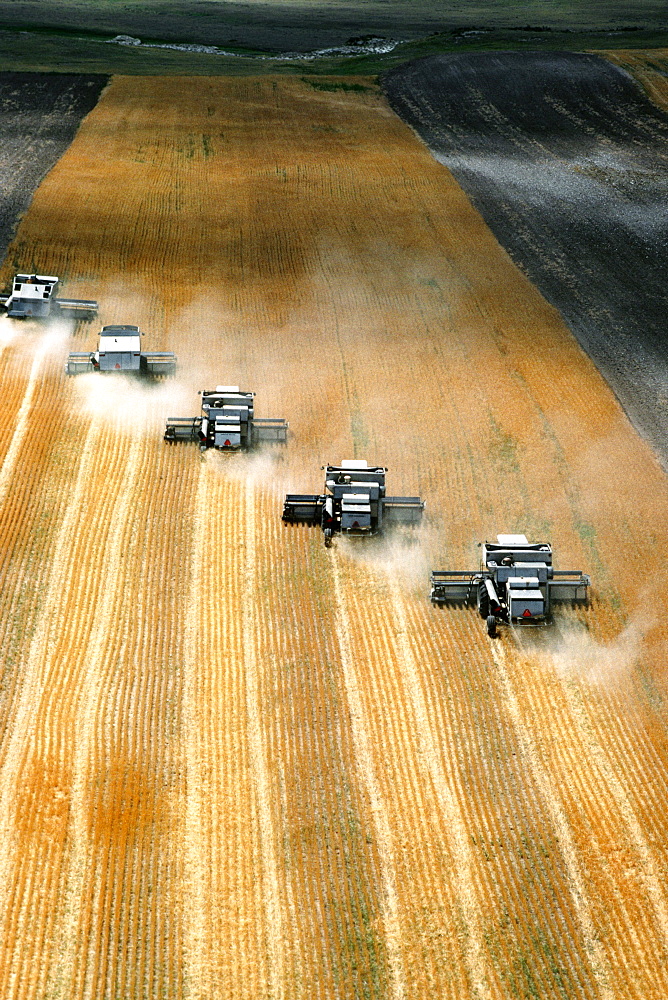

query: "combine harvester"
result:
(283, 459), (424, 547)
(66, 324), (176, 375)
(0, 273), (97, 321)
(430, 533), (590, 637)
(165, 386), (288, 450)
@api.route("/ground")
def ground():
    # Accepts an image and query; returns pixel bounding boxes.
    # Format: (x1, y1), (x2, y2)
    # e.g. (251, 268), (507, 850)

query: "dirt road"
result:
(383, 51), (668, 469)
(0, 74), (667, 999)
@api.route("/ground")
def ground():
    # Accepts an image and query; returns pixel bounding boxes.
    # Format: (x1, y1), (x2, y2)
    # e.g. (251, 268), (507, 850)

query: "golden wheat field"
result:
(0, 73), (668, 1000)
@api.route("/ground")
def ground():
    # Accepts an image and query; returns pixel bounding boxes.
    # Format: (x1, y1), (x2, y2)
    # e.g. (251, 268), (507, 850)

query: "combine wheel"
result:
(486, 615), (497, 638)
(324, 528), (333, 548)
(477, 582), (489, 619)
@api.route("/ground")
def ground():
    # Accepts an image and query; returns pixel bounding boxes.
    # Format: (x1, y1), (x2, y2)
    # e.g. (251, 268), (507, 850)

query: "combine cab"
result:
(165, 386), (288, 450)
(1, 274), (97, 320)
(66, 324), (176, 375)
(283, 459), (424, 546)
(430, 534), (590, 636)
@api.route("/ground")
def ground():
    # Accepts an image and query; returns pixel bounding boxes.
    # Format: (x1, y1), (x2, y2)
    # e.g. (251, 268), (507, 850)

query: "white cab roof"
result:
(341, 459), (368, 469)
(497, 534), (529, 545)
(14, 285), (50, 300)
(215, 385), (239, 393)
(99, 333), (141, 352)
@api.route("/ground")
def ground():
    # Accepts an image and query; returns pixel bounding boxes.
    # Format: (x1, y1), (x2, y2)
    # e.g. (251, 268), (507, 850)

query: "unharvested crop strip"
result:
(243, 477), (286, 1000)
(0, 417), (141, 998)
(0, 334), (51, 504)
(409, 601), (601, 995)
(182, 462), (274, 998)
(0, 363), (86, 764)
(489, 641), (613, 1000)
(387, 578), (492, 1000)
(256, 492), (392, 1000)
(330, 553), (406, 1000)
(52, 429), (143, 1000)
(516, 631), (668, 979)
(0, 419), (99, 918)
(345, 560), (498, 997)
(504, 641), (654, 987)
(588, 684), (668, 868)
(182, 462), (210, 998)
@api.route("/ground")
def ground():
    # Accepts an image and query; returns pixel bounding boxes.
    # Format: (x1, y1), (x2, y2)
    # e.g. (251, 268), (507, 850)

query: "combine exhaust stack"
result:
(1, 274), (97, 320)
(66, 324), (176, 376)
(283, 459), (424, 546)
(165, 386), (288, 451)
(430, 534), (590, 636)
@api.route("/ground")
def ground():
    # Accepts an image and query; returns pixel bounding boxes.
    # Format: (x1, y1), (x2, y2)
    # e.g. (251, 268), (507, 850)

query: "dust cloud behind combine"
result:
(0, 69), (667, 1000)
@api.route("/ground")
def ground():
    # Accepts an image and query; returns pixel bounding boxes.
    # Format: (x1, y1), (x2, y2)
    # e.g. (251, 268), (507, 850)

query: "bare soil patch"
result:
(383, 50), (668, 468)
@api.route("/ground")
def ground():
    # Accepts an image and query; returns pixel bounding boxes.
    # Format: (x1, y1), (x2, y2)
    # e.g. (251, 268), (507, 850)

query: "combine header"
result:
(283, 459), (424, 547)
(66, 324), (176, 375)
(0, 274), (97, 320)
(430, 534), (590, 636)
(164, 386), (288, 450)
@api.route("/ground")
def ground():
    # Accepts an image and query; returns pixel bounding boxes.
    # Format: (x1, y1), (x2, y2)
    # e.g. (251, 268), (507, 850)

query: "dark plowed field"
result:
(383, 52), (668, 469)
(0, 72), (107, 262)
